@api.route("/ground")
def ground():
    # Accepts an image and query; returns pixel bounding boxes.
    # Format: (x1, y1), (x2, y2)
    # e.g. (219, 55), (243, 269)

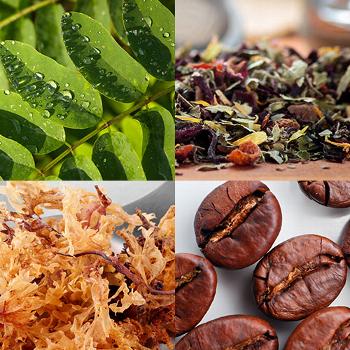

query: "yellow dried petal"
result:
(232, 131), (267, 146)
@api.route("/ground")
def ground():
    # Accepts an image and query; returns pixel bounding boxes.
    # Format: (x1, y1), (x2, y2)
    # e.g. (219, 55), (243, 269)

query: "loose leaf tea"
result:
(175, 43), (350, 167)
(0, 182), (175, 349)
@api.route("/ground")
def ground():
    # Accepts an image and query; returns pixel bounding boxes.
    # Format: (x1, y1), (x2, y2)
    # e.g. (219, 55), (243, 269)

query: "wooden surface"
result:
(176, 161), (350, 181)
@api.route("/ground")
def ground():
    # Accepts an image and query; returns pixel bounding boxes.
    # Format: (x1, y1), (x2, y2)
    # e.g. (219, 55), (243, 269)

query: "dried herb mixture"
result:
(0, 182), (175, 349)
(175, 42), (350, 167)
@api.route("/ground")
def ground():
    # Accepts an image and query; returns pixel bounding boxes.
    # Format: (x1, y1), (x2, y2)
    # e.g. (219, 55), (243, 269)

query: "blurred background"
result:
(176, 0), (350, 54)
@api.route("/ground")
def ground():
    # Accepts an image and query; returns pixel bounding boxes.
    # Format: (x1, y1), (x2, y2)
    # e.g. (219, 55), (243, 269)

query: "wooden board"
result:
(176, 161), (350, 180)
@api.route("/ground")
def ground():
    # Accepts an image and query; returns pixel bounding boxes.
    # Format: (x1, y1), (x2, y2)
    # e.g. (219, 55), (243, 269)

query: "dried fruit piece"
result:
(227, 141), (261, 166)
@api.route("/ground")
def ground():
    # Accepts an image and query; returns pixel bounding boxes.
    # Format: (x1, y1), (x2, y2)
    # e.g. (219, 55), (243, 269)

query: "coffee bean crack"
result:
(224, 331), (277, 350)
(203, 191), (265, 245)
(258, 254), (343, 305)
(176, 267), (202, 291)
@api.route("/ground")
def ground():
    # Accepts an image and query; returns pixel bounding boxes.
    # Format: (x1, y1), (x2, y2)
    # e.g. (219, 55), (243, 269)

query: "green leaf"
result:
(92, 131), (146, 180)
(59, 155), (102, 180)
(135, 105), (174, 179)
(35, 4), (73, 67)
(9, 18), (36, 47)
(0, 90), (65, 154)
(122, 0), (175, 81)
(120, 116), (143, 158)
(61, 12), (148, 103)
(0, 63), (8, 90)
(0, 40), (102, 129)
(0, 135), (35, 179)
(109, 0), (128, 44)
(75, 0), (111, 29)
(0, 0), (19, 9)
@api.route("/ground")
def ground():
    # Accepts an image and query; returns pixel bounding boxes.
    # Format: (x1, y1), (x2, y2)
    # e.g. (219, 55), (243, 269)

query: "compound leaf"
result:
(35, 4), (73, 67)
(59, 155), (102, 180)
(122, 0), (175, 81)
(92, 131), (146, 180)
(61, 12), (148, 103)
(0, 134), (35, 179)
(135, 105), (174, 179)
(0, 40), (102, 129)
(75, 0), (111, 29)
(0, 90), (65, 154)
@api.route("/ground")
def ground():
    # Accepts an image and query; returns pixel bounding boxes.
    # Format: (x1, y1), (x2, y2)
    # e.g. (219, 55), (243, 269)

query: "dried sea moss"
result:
(0, 182), (175, 349)
(175, 42), (350, 167)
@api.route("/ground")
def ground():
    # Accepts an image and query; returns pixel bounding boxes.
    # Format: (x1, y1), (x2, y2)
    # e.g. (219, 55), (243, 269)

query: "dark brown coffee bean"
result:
(253, 234), (347, 321)
(176, 315), (278, 350)
(340, 220), (350, 267)
(194, 181), (282, 269)
(285, 306), (350, 349)
(175, 253), (217, 336)
(299, 181), (350, 208)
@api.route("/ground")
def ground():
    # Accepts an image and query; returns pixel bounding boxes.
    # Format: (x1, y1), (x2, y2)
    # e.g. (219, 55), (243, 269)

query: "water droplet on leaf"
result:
(163, 32), (170, 38)
(34, 72), (44, 80)
(144, 16), (153, 27)
(43, 110), (51, 119)
(3, 90), (10, 95)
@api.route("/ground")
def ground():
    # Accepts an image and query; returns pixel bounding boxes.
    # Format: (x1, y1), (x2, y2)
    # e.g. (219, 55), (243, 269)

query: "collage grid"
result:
(0, 0), (350, 349)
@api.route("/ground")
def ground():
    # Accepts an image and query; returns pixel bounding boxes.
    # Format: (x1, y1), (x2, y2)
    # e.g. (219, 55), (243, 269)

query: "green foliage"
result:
(0, 0), (175, 180)
(59, 155), (102, 180)
(0, 134), (35, 179)
(75, 0), (111, 29)
(62, 12), (148, 103)
(123, 0), (175, 81)
(35, 4), (73, 67)
(92, 131), (146, 180)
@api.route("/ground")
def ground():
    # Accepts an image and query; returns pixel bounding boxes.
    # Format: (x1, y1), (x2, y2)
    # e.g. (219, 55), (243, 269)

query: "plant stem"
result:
(0, 0), (59, 29)
(40, 86), (173, 175)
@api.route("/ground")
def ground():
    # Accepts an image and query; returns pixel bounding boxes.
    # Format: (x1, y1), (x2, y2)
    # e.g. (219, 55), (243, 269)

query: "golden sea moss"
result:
(0, 182), (175, 350)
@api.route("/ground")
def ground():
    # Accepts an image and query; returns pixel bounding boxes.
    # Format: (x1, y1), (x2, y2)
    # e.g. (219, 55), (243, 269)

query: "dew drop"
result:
(43, 110), (51, 119)
(93, 47), (101, 55)
(163, 32), (170, 38)
(46, 80), (59, 94)
(82, 101), (90, 109)
(57, 114), (67, 120)
(34, 72), (45, 80)
(3, 90), (10, 95)
(63, 12), (71, 18)
(144, 16), (152, 27)
(29, 112), (33, 117)
(65, 83), (70, 88)
(159, 27), (164, 32)
(83, 57), (93, 65)
(61, 90), (74, 101)
(71, 23), (81, 31)
(82, 35), (90, 43)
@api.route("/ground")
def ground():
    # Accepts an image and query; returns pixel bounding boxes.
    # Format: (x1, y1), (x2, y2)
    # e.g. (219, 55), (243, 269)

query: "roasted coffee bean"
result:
(253, 234), (347, 321)
(299, 181), (350, 208)
(285, 306), (350, 349)
(340, 220), (350, 267)
(194, 181), (282, 269)
(175, 253), (217, 336)
(176, 315), (278, 350)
